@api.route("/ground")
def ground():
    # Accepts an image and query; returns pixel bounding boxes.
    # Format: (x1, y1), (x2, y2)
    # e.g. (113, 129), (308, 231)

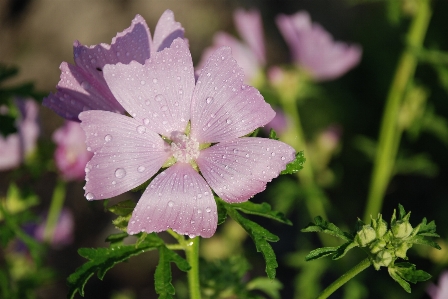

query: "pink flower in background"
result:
(263, 109), (289, 135)
(0, 99), (39, 171)
(80, 38), (295, 238)
(43, 10), (185, 121)
(276, 11), (362, 81)
(197, 9), (266, 83)
(35, 208), (74, 248)
(53, 121), (93, 181)
(428, 271), (448, 299)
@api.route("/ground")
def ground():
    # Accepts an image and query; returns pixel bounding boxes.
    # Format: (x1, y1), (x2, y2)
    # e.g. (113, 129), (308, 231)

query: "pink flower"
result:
(53, 121), (93, 181)
(197, 9), (265, 83)
(428, 271), (448, 299)
(263, 109), (289, 135)
(79, 38), (295, 238)
(0, 99), (39, 171)
(43, 10), (185, 121)
(276, 11), (362, 81)
(35, 208), (74, 248)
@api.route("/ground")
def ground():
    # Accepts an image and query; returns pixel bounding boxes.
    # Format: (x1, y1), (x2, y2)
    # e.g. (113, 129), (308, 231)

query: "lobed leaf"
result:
(229, 200), (292, 225)
(302, 216), (352, 241)
(305, 247), (338, 261)
(107, 200), (136, 216)
(280, 151), (306, 175)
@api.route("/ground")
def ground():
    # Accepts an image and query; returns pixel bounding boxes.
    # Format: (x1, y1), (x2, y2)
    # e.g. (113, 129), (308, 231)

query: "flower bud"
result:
(355, 225), (376, 247)
(375, 250), (393, 268)
(395, 242), (412, 259)
(373, 219), (388, 238)
(392, 220), (413, 239)
(369, 239), (386, 254)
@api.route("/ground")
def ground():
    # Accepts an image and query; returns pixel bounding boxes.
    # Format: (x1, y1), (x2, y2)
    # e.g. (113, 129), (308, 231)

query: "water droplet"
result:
(178, 89), (183, 95)
(177, 76), (181, 81)
(143, 118), (150, 125)
(271, 152), (275, 157)
(160, 105), (168, 111)
(104, 134), (112, 142)
(155, 94), (164, 102)
(81, 81), (90, 90)
(87, 146), (92, 151)
(233, 149), (238, 153)
(221, 56), (225, 60)
(226, 119), (232, 124)
(281, 156), (285, 161)
(86, 192), (95, 201)
(168, 201), (174, 207)
(197, 209), (202, 214)
(153, 78), (158, 83)
(206, 207), (211, 213)
(112, 181), (116, 185)
(206, 97), (213, 104)
(184, 174), (188, 179)
(140, 80), (145, 85)
(137, 166), (146, 173)
(137, 125), (146, 133)
(190, 220), (195, 224)
(115, 168), (126, 179)
(206, 72), (211, 77)
(245, 154), (250, 158)
(85, 166), (90, 173)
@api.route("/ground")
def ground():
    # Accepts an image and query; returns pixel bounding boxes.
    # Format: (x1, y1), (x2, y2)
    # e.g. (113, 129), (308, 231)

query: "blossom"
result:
(53, 121), (93, 181)
(79, 38), (295, 238)
(276, 11), (362, 81)
(428, 271), (448, 299)
(0, 99), (39, 171)
(197, 9), (265, 83)
(43, 10), (185, 121)
(34, 208), (75, 248)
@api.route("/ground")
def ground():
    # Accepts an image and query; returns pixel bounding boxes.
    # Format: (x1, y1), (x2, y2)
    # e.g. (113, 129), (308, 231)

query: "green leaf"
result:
(305, 247), (338, 261)
(108, 200), (136, 216)
(332, 242), (358, 260)
(216, 199), (228, 225)
(247, 277), (283, 299)
(249, 128), (260, 137)
(388, 267), (411, 293)
(302, 216), (353, 241)
(410, 235), (441, 249)
(281, 151), (306, 175)
(67, 233), (163, 299)
(398, 204), (407, 219)
(155, 245), (191, 299)
(105, 232), (128, 246)
(416, 218), (440, 237)
(388, 263), (432, 293)
(228, 201), (292, 225)
(269, 129), (279, 140)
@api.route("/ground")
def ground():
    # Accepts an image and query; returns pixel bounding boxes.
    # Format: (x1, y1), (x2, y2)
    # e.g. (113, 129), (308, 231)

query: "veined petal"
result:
(153, 10), (186, 53)
(103, 38), (194, 136)
(197, 137), (295, 203)
(79, 110), (170, 200)
(234, 9), (266, 65)
(128, 163), (217, 238)
(191, 47), (275, 143)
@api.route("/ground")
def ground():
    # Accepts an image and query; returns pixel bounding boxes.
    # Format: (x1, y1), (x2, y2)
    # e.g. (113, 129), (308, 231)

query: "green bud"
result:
(395, 242), (412, 259)
(392, 220), (413, 239)
(375, 250), (393, 268)
(369, 239), (387, 254)
(355, 225), (377, 247)
(375, 219), (388, 238)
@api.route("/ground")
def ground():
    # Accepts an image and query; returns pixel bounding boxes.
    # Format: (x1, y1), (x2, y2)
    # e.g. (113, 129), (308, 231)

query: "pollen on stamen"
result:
(170, 131), (200, 163)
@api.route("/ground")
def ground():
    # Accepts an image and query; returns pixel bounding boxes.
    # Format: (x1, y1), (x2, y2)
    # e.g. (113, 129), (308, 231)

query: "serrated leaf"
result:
(67, 233), (163, 299)
(301, 216), (352, 241)
(332, 242), (358, 260)
(155, 245), (191, 298)
(393, 263), (432, 283)
(398, 204), (407, 219)
(108, 200), (136, 216)
(105, 232), (128, 245)
(388, 267), (411, 293)
(249, 128), (260, 137)
(410, 235), (441, 249)
(269, 129), (279, 140)
(305, 247), (338, 261)
(417, 218), (439, 237)
(229, 201), (292, 225)
(112, 215), (132, 232)
(280, 151), (306, 175)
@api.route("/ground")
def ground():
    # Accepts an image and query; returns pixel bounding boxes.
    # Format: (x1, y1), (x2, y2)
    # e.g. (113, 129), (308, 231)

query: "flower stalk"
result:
(185, 237), (201, 299)
(43, 179), (66, 243)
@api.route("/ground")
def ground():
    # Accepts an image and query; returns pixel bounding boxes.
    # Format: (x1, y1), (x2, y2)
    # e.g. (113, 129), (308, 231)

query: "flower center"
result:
(170, 131), (200, 163)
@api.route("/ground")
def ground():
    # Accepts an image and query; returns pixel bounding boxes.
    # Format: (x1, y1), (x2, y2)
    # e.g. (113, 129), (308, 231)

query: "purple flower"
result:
(428, 271), (448, 299)
(35, 208), (75, 248)
(53, 121), (93, 181)
(263, 109), (289, 135)
(43, 10), (185, 121)
(197, 9), (265, 83)
(0, 99), (39, 171)
(276, 11), (362, 81)
(79, 38), (295, 238)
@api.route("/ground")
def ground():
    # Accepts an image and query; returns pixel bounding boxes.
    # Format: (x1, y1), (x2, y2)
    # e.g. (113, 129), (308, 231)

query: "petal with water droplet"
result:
(197, 137), (295, 203)
(128, 162), (217, 238)
(80, 110), (170, 199)
(153, 10), (186, 52)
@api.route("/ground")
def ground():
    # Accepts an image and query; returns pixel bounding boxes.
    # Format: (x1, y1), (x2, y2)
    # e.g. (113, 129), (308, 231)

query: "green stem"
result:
(43, 179), (66, 243)
(316, 258), (371, 299)
(363, 0), (432, 222)
(185, 237), (201, 299)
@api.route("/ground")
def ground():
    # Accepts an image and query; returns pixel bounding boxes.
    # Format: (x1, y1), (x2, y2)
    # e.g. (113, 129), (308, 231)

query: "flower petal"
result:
(43, 15), (152, 121)
(234, 9), (265, 65)
(79, 110), (170, 200)
(103, 38), (194, 136)
(197, 137), (295, 203)
(152, 10), (186, 52)
(191, 47), (275, 143)
(128, 162), (217, 238)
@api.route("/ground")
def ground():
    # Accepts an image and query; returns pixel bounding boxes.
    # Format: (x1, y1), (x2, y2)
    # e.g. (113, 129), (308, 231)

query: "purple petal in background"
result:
(428, 271), (448, 299)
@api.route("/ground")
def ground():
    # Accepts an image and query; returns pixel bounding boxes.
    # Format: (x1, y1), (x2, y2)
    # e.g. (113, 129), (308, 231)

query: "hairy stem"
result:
(363, 0), (432, 222)
(43, 179), (66, 243)
(185, 237), (201, 299)
(317, 258), (371, 299)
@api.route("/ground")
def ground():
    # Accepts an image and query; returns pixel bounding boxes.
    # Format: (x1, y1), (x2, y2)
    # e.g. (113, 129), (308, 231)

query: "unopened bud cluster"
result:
(354, 210), (419, 270)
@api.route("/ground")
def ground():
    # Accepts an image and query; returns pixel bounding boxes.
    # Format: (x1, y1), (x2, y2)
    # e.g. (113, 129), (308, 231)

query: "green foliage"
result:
(280, 151), (306, 175)
(217, 198), (292, 279)
(302, 216), (352, 241)
(388, 263), (432, 293)
(108, 200), (136, 232)
(155, 245), (191, 299)
(269, 129), (279, 140)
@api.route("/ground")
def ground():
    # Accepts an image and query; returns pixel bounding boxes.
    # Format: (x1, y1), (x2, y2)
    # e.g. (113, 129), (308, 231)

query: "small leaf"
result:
(388, 267), (411, 293)
(410, 235), (441, 249)
(112, 215), (132, 232)
(155, 245), (190, 298)
(269, 129), (279, 140)
(417, 218), (440, 237)
(333, 242), (358, 260)
(247, 277), (283, 299)
(229, 200), (292, 225)
(105, 232), (128, 245)
(216, 198), (228, 225)
(305, 247), (338, 261)
(249, 128), (260, 137)
(108, 200), (136, 216)
(394, 263), (432, 283)
(302, 216), (352, 241)
(398, 204), (407, 220)
(281, 151), (306, 175)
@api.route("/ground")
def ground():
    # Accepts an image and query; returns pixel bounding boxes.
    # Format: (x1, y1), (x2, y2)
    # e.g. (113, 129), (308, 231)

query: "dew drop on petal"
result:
(281, 156), (286, 160)
(168, 201), (174, 207)
(140, 80), (145, 85)
(136, 125), (146, 133)
(81, 81), (90, 90)
(271, 152), (275, 157)
(206, 207), (211, 213)
(112, 181), (116, 185)
(104, 134), (112, 142)
(206, 97), (213, 104)
(87, 146), (92, 152)
(115, 168), (126, 178)
(160, 105), (168, 111)
(137, 166), (145, 173)
(85, 167), (90, 173)
(155, 94), (164, 102)
(226, 119), (232, 124)
(153, 78), (158, 83)
(197, 209), (202, 214)
(86, 192), (95, 201)
(143, 118), (150, 125)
